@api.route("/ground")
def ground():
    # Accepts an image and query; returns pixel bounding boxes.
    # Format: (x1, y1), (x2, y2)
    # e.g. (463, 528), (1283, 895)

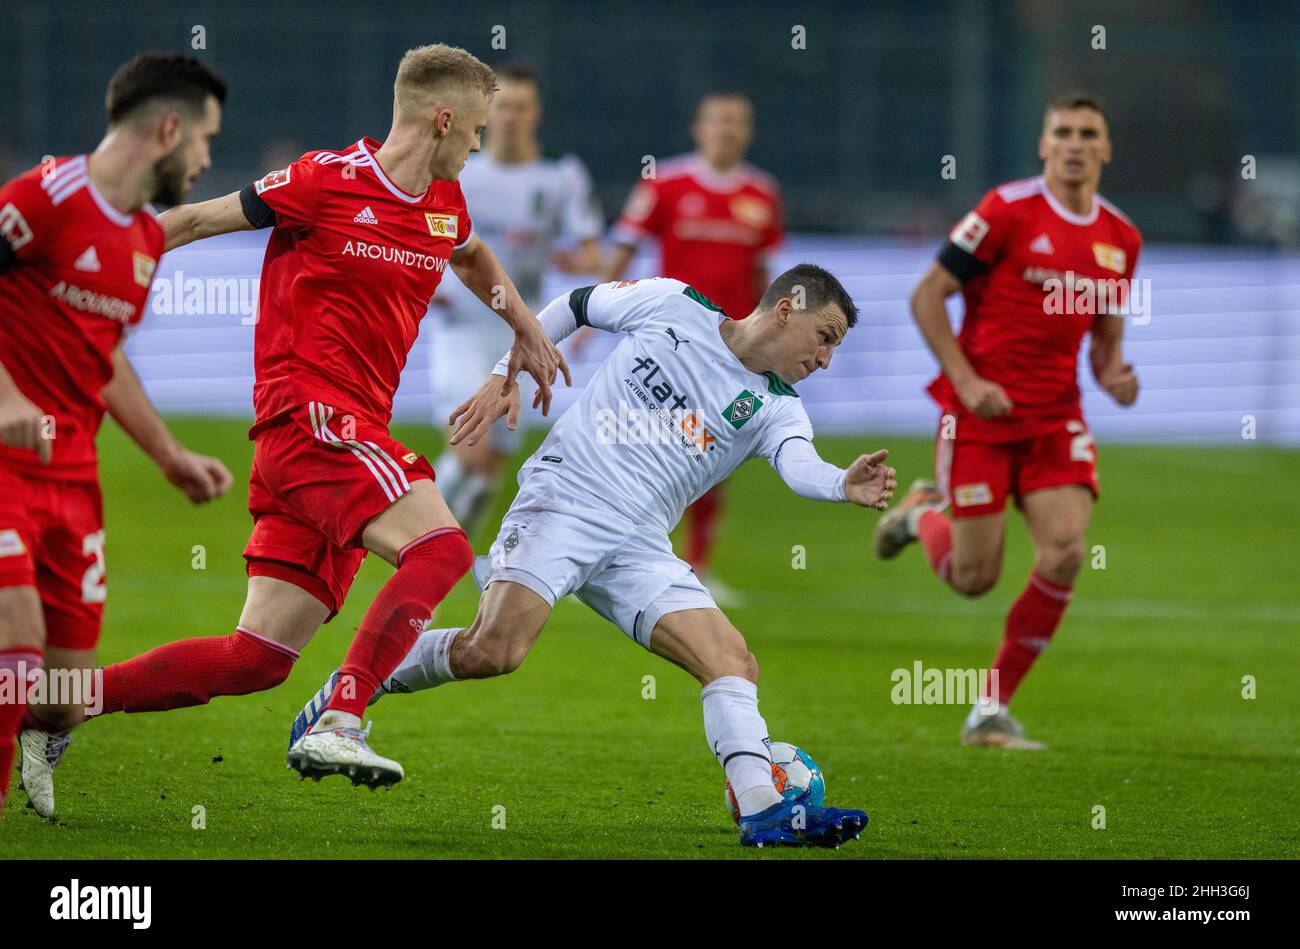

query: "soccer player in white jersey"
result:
(427, 64), (604, 533)
(293, 264), (896, 847)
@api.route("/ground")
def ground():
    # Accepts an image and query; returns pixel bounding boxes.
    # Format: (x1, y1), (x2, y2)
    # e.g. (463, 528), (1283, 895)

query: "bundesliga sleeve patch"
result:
(949, 211), (989, 253)
(0, 202), (34, 252)
(0, 529), (27, 557)
(425, 213), (458, 240)
(254, 167), (292, 195)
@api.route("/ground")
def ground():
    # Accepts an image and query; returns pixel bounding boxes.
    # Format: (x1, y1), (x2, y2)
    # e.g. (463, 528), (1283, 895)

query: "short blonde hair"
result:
(394, 44), (496, 112)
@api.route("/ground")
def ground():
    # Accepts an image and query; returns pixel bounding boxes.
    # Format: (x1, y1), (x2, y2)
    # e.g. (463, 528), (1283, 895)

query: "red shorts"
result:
(934, 414), (1099, 520)
(0, 465), (105, 650)
(243, 402), (435, 617)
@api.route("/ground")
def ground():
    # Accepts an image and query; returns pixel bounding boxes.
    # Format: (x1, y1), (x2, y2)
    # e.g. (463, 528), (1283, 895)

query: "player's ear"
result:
(434, 107), (453, 137)
(158, 110), (184, 152)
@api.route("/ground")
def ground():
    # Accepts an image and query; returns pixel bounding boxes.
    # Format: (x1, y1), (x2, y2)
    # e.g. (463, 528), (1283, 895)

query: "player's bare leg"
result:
(291, 480), (473, 788)
(878, 487), (1005, 598)
(18, 644), (92, 819)
(0, 586), (44, 819)
(649, 608), (867, 847)
(948, 513), (1005, 597)
(962, 487), (1090, 750)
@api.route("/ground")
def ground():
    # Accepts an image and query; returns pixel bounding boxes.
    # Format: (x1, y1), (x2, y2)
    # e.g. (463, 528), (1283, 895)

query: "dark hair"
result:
(760, 263), (858, 328)
(106, 52), (227, 125)
(1044, 92), (1108, 128)
(693, 90), (752, 120)
(495, 63), (542, 95)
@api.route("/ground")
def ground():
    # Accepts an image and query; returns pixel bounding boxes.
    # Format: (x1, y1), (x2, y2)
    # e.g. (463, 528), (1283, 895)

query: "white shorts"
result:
(428, 313), (531, 455)
(471, 469), (716, 649)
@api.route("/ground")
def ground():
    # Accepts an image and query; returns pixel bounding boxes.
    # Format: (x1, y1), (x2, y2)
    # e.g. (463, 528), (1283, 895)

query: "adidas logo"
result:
(353, 206), (378, 225)
(1029, 233), (1054, 255)
(73, 245), (101, 272)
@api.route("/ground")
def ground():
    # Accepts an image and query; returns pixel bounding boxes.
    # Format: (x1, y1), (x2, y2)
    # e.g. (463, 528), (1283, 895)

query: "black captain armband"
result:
(239, 184), (277, 229)
(936, 242), (988, 283)
(568, 285), (596, 326)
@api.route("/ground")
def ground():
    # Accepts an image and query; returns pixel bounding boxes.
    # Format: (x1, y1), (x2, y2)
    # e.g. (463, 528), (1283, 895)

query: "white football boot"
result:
(286, 722), (404, 789)
(960, 711), (1046, 750)
(19, 728), (74, 818)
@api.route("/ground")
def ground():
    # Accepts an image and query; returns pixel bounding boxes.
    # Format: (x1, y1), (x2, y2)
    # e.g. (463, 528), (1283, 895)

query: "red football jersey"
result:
(0, 155), (162, 479)
(249, 137), (473, 431)
(928, 175), (1142, 440)
(614, 154), (783, 318)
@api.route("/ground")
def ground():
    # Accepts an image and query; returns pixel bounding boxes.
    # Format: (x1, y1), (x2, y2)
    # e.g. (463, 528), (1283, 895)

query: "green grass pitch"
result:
(3, 417), (1297, 858)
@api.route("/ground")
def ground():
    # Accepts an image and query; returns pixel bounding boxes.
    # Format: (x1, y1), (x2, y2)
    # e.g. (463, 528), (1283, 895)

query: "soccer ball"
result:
(724, 741), (826, 823)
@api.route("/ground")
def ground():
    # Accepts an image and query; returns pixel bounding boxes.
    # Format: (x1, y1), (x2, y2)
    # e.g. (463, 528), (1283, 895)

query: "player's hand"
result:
(450, 375), (522, 447)
(0, 389), (52, 464)
(505, 317), (571, 417)
(1098, 362), (1139, 407)
(843, 449), (897, 511)
(957, 375), (1014, 419)
(163, 449), (233, 503)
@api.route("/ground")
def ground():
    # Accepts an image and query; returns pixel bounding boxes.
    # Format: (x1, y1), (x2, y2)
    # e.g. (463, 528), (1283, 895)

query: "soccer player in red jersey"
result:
(45, 44), (568, 795)
(0, 53), (233, 819)
(605, 92), (783, 605)
(875, 94), (1142, 749)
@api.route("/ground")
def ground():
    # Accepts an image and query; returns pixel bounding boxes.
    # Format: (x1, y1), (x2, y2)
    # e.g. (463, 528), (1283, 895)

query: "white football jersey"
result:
(517, 278), (815, 533)
(431, 151), (603, 343)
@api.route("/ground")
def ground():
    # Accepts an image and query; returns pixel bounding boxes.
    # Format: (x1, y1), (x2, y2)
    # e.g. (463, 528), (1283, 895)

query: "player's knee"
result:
(700, 634), (757, 684)
(950, 562), (1000, 598)
(1036, 537), (1085, 583)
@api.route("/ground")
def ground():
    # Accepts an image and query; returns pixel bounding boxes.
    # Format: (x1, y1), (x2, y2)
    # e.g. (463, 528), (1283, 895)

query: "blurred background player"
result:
(603, 91), (783, 606)
(428, 64), (604, 536)
(1, 53), (233, 819)
(875, 94), (1142, 749)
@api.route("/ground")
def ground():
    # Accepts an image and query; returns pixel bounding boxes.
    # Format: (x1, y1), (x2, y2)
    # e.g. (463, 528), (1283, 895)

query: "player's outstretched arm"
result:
(101, 343), (233, 503)
(910, 262), (1013, 419)
(451, 234), (571, 412)
(772, 439), (896, 511)
(157, 190), (255, 252)
(0, 359), (51, 464)
(1090, 312), (1139, 406)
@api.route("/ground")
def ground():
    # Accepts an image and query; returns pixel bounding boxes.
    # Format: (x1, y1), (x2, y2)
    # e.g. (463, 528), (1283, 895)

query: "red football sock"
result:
(916, 509), (954, 583)
(685, 486), (724, 571)
(990, 571), (1073, 704)
(325, 528), (473, 720)
(98, 628), (299, 715)
(0, 648), (42, 803)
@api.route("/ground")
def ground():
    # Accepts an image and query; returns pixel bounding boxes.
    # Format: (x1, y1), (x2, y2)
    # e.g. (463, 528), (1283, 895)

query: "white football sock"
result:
(381, 627), (462, 695)
(702, 675), (783, 817)
(905, 502), (940, 537)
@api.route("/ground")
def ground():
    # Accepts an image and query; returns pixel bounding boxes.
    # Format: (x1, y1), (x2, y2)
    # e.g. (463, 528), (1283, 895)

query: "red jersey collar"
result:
(356, 137), (430, 204)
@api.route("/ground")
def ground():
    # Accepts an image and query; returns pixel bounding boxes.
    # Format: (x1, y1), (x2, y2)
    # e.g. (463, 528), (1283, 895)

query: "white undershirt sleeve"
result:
(772, 436), (847, 503)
